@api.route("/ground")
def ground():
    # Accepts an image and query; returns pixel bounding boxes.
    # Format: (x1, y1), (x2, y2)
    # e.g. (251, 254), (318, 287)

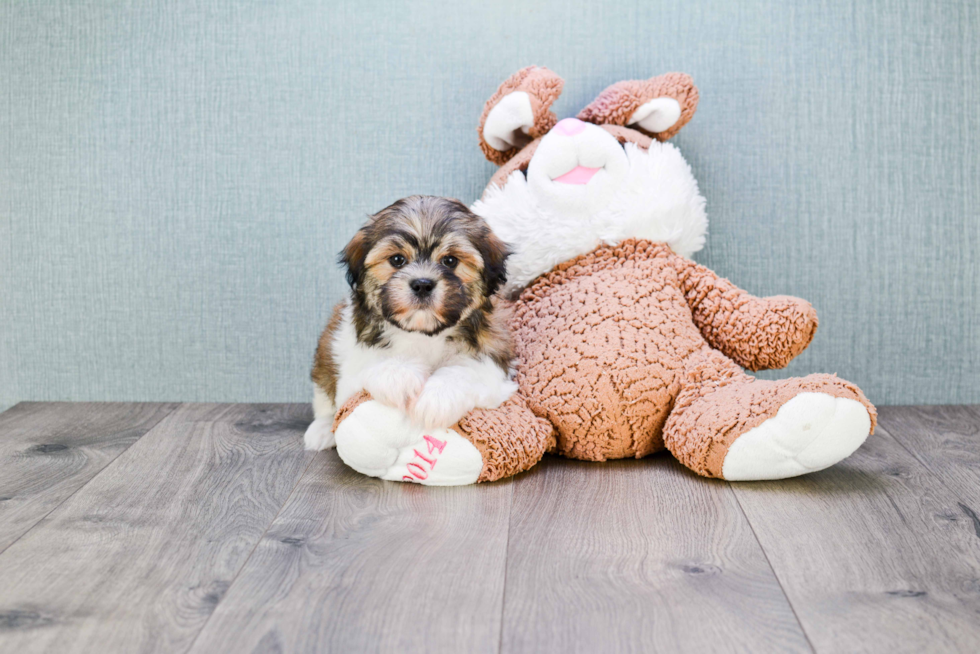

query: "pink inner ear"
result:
(552, 166), (600, 185)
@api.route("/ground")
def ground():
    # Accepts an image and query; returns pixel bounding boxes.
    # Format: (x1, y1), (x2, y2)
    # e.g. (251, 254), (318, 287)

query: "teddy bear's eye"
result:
(389, 254), (407, 268)
(441, 255), (459, 269)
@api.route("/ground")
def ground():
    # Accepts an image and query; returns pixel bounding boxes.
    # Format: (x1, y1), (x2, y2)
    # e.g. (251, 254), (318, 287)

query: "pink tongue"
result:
(552, 165), (600, 185)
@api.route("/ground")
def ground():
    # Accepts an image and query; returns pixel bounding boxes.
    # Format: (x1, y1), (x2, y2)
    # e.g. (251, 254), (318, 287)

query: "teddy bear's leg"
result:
(662, 350), (876, 481)
(331, 391), (553, 485)
(332, 391), (483, 485)
(455, 395), (556, 483)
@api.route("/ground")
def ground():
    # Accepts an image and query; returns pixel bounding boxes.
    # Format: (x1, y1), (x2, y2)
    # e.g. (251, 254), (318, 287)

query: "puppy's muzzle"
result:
(410, 278), (436, 299)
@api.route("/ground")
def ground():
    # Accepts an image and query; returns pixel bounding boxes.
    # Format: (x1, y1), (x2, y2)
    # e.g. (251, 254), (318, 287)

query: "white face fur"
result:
(472, 118), (708, 294)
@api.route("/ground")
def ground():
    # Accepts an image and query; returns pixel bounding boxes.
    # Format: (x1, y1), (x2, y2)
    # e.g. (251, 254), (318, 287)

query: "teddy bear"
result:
(330, 66), (876, 486)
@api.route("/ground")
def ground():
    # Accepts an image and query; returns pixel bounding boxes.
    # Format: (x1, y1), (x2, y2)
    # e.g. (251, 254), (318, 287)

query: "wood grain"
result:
(0, 402), (177, 553)
(499, 456), (810, 654)
(731, 425), (980, 653)
(187, 450), (514, 654)
(2, 403), (979, 653)
(878, 405), (980, 507)
(0, 403), (313, 654)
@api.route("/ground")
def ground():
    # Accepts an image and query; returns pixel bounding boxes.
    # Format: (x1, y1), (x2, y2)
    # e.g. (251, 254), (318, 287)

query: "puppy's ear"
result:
(339, 226), (370, 289)
(577, 72), (699, 141)
(479, 66), (564, 166)
(477, 229), (510, 297)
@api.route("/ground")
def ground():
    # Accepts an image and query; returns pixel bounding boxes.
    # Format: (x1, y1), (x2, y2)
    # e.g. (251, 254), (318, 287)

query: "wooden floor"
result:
(0, 404), (978, 653)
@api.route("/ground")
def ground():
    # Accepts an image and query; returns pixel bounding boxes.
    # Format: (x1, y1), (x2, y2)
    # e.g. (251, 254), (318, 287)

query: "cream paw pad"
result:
(722, 392), (873, 481)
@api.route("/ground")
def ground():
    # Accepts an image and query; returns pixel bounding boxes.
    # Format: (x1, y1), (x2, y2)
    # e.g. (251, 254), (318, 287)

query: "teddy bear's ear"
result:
(577, 72), (699, 141)
(479, 66), (564, 166)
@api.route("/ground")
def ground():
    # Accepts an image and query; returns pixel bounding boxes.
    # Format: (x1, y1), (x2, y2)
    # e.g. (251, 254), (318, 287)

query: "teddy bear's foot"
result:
(333, 399), (483, 486)
(663, 373), (876, 480)
(382, 428), (485, 486)
(720, 392), (870, 480)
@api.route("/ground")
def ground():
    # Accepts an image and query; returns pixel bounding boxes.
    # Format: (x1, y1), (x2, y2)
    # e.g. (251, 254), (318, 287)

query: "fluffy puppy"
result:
(304, 195), (517, 451)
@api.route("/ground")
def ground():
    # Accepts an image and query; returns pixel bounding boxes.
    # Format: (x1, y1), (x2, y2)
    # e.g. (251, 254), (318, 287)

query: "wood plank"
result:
(878, 405), (980, 507)
(0, 402), (177, 553)
(0, 403), (313, 654)
(499, 456), (810, 653)
(731, 423), (980, 653)
(187, 450), (514, 654)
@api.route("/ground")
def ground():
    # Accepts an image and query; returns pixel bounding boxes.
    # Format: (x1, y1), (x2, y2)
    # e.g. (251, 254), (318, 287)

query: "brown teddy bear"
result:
(329, 66), (876, 485)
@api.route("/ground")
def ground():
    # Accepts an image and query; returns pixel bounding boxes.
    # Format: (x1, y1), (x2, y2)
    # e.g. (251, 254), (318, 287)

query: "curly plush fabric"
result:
(509, 239), (874, 465)
(577, 73), (700, 141)
(478, 66), (564, 166)
(671, 256), (819, 371)
(456, 395), (555, 482)
(513, 240), (701, 460)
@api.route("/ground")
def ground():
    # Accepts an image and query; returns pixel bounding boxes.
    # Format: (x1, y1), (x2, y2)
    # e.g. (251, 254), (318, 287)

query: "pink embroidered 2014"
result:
(402, 435), (448, 482)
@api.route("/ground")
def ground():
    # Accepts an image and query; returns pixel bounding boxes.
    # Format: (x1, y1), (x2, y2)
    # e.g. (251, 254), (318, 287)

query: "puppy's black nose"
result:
(410, 278), (435, 297)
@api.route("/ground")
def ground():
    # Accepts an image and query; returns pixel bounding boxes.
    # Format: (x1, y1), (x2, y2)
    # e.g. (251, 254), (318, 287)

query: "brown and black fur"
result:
(311, 301), (345, 403)
(311, 195), (513, 404)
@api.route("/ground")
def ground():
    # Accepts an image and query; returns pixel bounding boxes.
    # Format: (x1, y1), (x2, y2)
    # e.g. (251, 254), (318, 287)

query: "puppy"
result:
(304, 195), (518, 451)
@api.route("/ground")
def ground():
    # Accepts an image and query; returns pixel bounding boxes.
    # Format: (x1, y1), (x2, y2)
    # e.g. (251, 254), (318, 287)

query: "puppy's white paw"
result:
(335, 400), (418, 477)
(335, 400), (482, 486)
(303, 417), (336, 451)
(363, 359), (428, 411)
(410, 376), (474, 429)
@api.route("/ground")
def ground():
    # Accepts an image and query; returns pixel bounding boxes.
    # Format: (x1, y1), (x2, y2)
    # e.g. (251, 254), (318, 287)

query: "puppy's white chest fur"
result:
(333, 303), (516, 422)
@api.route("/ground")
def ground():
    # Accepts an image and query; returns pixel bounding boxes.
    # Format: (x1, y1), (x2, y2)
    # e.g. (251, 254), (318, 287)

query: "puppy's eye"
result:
(441, 256), (459, 269)
(389, 254), (407, 268)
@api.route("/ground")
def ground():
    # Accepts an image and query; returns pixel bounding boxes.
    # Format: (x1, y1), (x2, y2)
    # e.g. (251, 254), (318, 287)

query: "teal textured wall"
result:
(2, 0), (978, 408)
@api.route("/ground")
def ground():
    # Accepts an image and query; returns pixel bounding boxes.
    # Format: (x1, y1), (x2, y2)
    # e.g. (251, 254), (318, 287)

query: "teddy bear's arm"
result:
(671, 255), (819, 372)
